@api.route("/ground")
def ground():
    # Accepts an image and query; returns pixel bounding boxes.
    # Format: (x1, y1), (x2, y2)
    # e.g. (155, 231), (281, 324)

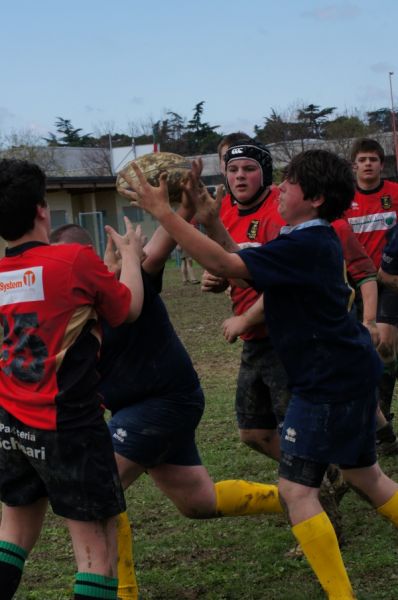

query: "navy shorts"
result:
(0, 407), (125, 521)
(235, 338), (290, 430)
(279, 392), (377, 487)
(109, 387), (204, 468)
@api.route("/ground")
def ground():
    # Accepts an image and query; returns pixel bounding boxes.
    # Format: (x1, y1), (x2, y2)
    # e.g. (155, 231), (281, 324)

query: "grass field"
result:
(12, 261), (398, 600)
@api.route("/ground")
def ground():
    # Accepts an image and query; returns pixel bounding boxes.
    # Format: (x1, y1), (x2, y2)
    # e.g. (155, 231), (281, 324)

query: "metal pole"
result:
(389, 72), (398, 177)
(108, 133), (115, 175)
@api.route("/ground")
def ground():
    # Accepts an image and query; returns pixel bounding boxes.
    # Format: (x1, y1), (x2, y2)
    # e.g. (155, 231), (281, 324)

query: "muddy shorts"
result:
(0, 407), (125, 521)
(377, 285), (398, 326)
(109, 387), (205, 468)
(235, 338), (290, 430)
(279, 392), (377, 487)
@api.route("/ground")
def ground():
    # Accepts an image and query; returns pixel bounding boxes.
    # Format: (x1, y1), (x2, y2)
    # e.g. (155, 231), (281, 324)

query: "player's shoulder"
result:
(382, 179), (398, 194)
(259, 186), (280, 211)
(36, 243), (100, 272)
(331, 218), (351, 234)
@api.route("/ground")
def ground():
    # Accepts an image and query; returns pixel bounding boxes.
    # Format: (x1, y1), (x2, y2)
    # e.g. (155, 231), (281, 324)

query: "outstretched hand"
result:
(104, 233), (121, 275)
(182, 159), (224, 227)
(118, 163), (172, 220)
(105, 216), (145, 263)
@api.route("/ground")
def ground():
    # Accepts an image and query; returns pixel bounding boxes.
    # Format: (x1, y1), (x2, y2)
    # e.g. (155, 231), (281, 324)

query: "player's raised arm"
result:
(139, 189), (196, 275)
(119, 164), (250, 281)
(105, 217), (144, 321)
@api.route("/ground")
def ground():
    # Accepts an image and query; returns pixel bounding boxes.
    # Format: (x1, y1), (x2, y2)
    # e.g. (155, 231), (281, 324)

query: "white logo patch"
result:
(113, 428), (127, 443)
(347, 212), (396, 234)
(238, 241), (262, 249)
(284, 427), (296, 443)
(0, 267), (44, 306)
(230, 147), (244, 155)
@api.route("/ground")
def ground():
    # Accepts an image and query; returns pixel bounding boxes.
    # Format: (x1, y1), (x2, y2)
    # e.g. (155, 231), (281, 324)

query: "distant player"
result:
(346, 138), (398, 455)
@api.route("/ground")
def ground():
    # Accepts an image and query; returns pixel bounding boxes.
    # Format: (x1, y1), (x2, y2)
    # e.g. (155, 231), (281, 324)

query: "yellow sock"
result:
(377, 490), (398, 527)
(214, 480), (283, 515)
(117, 511), (139, 600)
(292, 512), (355, 600)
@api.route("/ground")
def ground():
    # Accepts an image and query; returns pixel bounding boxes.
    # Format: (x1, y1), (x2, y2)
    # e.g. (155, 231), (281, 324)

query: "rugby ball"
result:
(116, 152), (191, 204)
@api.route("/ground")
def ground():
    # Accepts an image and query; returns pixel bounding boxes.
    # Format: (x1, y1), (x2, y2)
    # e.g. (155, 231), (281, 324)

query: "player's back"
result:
(0, 242), (130, 430)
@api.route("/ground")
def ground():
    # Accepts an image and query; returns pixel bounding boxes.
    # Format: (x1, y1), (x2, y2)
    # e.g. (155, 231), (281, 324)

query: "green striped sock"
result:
(74, 572), (118, 599)
(0, 541), (27, 599)
(0, 541), (27, 571)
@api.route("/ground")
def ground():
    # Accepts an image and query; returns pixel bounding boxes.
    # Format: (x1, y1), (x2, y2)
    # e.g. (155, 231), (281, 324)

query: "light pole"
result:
(388, 71), (398, 178)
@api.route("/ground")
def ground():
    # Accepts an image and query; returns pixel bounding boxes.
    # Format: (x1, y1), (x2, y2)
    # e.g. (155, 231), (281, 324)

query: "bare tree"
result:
(256, 102), (325, 164)
(1, 130), (62, 174)
(324, 112), (370, 159)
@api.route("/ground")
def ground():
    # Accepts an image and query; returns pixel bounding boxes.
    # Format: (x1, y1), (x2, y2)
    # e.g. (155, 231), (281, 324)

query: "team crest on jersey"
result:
(247, 220), (260, 240)
(381, 195), (392, 210)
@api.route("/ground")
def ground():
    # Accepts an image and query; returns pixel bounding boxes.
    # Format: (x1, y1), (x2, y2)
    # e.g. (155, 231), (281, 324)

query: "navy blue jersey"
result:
(238, 221), (382, 402)
(381, 224), (398, 275)
(98, 269), (200, 414)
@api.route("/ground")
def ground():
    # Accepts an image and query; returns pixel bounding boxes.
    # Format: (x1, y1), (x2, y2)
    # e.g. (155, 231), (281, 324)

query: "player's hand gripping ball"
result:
(116, 152), (192, 203)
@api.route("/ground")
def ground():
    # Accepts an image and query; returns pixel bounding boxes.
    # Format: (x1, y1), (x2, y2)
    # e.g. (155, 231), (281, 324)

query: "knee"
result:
(278, 480), (311, 507)
(377, 327), (397, 362)
(239, 429), (279, 457)
(378, 344), (395, 363)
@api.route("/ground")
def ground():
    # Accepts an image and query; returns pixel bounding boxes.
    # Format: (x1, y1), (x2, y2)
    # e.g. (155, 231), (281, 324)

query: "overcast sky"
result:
(1, 0), (397, 140)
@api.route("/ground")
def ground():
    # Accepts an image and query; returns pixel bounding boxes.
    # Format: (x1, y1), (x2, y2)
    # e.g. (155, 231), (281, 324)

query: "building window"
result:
(50, 210), (67, 229)
(123, 206), (144, 222)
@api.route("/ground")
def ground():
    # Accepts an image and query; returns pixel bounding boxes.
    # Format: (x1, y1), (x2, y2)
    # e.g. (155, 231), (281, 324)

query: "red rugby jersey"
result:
(345, 180), (398, 268)
(0, 242), (132, 430)
(220, 188), (284, 340)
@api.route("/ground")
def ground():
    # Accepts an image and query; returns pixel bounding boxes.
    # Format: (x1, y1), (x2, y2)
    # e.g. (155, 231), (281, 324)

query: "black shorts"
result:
(235, 338), (290, 430)
(0, 407), (125, 521)
(377, 285), (398, 326)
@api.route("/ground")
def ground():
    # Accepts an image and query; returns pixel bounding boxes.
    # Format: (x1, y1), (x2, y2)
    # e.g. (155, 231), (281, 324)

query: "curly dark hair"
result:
(285, 150), (355, 222)
(0, 159), (47, 240)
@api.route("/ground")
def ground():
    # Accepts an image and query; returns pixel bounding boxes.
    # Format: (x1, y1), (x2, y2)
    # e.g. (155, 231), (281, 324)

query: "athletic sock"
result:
(74, 572), (118, 599)
(377, 490), (398, 527)
(214, 480), (283, 515)
(292, 512), (355, 599)
(0, 541), (27, 600)
(117, 511), (139, 600)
